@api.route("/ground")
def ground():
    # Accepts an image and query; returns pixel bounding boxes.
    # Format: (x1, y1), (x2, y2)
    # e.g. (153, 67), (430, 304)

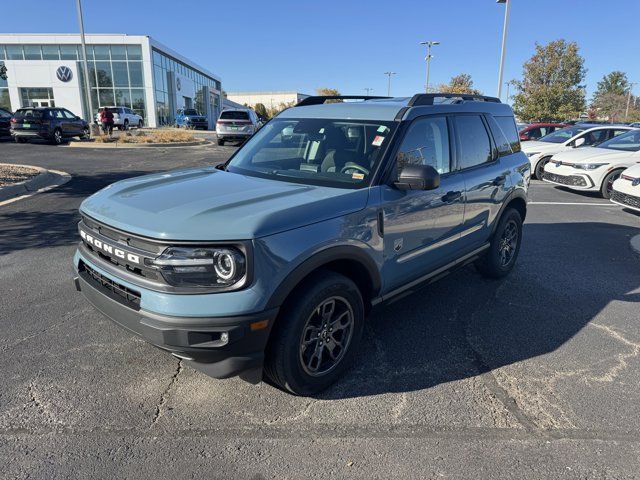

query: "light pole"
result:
(496, 0), (511, 99)
(625, 82), (637, 121)
(364, 88), (374, 96)
(505, 81), (511, 103)
(76, 0), (96, 137)
(384, 71), (396, 96)
(419, 41), (439, 93)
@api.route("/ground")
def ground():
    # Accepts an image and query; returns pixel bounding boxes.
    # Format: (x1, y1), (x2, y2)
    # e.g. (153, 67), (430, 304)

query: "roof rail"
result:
(408, 93), (501, 106)
(295, 95), (392, 107)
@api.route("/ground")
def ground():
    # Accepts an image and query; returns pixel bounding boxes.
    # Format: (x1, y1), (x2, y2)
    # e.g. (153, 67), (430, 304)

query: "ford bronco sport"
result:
(74, 94), (529, 395)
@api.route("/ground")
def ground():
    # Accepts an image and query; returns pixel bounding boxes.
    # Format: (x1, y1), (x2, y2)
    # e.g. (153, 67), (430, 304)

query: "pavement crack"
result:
(589, 323), (640, 382)
(27, 381), (63, 425)
(151, 359), (183, 426)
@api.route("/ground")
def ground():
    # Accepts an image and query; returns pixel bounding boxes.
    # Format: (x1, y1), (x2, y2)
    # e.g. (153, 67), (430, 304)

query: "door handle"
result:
(442, 191), (462, 203)
(492, 175), (507, 186)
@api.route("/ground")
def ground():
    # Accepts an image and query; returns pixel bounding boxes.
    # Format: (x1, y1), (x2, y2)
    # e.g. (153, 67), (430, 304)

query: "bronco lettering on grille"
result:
(80, 229), (140, 264)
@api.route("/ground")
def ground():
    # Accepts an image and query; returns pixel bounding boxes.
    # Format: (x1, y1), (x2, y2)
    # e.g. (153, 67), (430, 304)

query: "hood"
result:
(551, 147), (638, 164)
(521, 141), (565, 154)
(80, 167), (369, 241)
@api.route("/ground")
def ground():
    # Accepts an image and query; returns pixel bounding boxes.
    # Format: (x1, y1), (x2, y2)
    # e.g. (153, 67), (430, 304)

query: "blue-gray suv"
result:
(73, 94), (529, 395)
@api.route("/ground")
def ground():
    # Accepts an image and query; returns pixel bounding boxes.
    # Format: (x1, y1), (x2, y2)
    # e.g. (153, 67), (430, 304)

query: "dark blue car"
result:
(0, 107), (11, 138)
(11, 107), (89, 145)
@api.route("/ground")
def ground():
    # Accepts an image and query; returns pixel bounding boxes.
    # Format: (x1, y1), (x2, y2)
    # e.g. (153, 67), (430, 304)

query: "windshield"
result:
(226, 118), (397, 189)
(220, 110), (250, 120)
(183, 109), (199, 115)
(539, 126), (587, 143)
(597, 129), (640, 152)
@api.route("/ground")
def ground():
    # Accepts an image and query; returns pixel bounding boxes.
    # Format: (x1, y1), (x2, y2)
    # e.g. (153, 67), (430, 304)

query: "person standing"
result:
(99, 107), (114, 137)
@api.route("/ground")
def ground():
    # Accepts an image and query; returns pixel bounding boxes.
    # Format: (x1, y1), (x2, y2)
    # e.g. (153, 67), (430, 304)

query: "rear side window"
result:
(454, 115), (492, 169)
(396, 116), (451, 174)
(486, 115), (513, 157)
(220, 110), (250, 120)
(495, 116), (521, 152)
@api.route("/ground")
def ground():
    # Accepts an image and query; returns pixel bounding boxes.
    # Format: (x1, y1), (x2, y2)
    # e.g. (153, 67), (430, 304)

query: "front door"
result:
(379, 115), (466, 292)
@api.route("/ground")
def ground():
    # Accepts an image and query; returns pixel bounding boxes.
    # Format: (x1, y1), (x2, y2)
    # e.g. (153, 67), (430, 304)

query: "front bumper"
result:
(74, 258), (279, 382)
(610, 189), (640, 212)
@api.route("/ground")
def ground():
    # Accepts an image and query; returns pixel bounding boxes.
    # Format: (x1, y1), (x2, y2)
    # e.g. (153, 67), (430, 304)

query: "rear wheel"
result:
(14, 136), (27, 144)
(50, 128), (63, 145)
(217, 138), (225, 146)
(601, 169), (623, 199)
(123, 119), (129, 131)
(264, 271), (364, 396)
(138, 120), (143, 128)
(534, 156), (551, 180)
(476, 208), (522, 279)
(81, 126), (90, 139)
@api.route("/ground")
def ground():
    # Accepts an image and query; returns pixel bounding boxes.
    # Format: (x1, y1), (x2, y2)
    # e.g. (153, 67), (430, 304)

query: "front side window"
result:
(454, 115), (492, 169)
(581, 129), (609, 146)
(597, 129), (640, 152)
(62, 109), (76, 119)
(396, 116), (450, 174)
(227, 118), (396, 189)
(539, 126), (587, 144)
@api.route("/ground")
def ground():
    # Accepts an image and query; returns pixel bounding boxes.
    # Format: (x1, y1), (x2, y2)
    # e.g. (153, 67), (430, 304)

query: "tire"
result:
(476, 208), (523, 279)
(217, 138), (224, 146)
(138, 120), (143, 128)
(600, 169), (624, 199)
(81, 126), (90, 140)
(50, 128), (63, 145)
(123, 120), (129, 131)
(14, 136), (27, 144)
(264, 271), (365, 396)
(534, 156), (551, 180)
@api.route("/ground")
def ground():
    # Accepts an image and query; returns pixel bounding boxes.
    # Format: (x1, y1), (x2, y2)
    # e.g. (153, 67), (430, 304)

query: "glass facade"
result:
(152, 48), (220, 126)
(0, 43), (146, 121)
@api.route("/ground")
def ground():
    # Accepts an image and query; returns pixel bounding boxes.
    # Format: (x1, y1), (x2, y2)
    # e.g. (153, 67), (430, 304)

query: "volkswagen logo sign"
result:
(633, 178), (640, 187)
(176, 77), (182, 91)
(56, 66), (73, 82)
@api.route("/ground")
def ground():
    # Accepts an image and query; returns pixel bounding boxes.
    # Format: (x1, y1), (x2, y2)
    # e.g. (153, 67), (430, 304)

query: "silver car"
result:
(95, 106), (144, 130)
(216, 109), (262, 145)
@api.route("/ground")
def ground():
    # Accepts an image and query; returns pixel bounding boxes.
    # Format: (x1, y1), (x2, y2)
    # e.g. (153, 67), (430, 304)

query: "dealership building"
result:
(0, 34), (223, 128)
(226, 91), (310, 109)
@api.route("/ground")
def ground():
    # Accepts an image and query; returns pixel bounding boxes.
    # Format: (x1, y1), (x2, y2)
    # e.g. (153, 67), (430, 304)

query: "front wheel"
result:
(123, 120), (129, 131)
(138, 120), (143, 128)
(264, 271), (364, 396)
(81, 126), (90, 139)
(534, 157), (551, 180)
(476, 208), (523, 279)
(217, 138), (224, 146)
(50, 128), (64, 145)
(600, 169), (623, 199)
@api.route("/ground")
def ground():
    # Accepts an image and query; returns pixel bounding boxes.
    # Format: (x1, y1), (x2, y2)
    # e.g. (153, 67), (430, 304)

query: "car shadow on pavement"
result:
(0, 171), (149, 255)
(318, 221), (640, 400)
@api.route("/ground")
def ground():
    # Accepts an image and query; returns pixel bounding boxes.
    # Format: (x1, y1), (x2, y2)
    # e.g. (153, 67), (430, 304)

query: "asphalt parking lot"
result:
(1, 139), (639, 478)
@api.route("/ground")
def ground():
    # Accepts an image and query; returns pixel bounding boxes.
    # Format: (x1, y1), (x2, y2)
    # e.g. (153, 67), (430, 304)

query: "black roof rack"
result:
(408, 93), (501, 106)
(295, 95), (392, 107)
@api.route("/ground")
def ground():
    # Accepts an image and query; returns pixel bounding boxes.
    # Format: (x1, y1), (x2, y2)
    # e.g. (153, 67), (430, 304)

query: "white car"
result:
(521, 124), (634, 180)
(543, 129), (640, 198)
(610, 163), (640, 212)
(95, 106), (144, 130)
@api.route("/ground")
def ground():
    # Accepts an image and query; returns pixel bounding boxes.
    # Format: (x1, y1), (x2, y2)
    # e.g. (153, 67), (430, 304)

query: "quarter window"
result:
(396, 116), (451, 174)
(454, 115), (493, 169)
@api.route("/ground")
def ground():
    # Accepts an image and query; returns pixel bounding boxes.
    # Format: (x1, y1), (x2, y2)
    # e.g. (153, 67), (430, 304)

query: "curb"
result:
(67, 139), (209, 149)
(0, 164), (71, 204)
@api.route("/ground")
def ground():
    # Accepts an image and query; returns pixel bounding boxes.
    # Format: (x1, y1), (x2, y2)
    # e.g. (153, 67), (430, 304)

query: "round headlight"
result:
(214, 250), (237, 280)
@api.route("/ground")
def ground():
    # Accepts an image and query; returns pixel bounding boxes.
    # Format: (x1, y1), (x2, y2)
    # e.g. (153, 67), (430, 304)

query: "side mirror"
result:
(394, 164), (441, 191)
(573, 137), (586, 148)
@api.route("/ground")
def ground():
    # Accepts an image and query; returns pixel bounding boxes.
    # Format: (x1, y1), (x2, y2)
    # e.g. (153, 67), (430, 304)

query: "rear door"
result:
(454, 114), (512, 250)
(380, 115), (466, 291)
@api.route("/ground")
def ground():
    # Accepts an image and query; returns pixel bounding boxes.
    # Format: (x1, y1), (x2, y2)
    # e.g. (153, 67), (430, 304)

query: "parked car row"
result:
(5, 107), (90, 145)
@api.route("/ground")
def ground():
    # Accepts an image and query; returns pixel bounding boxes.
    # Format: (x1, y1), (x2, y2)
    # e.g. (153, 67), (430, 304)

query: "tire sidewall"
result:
(601, 169), (623, 199)
(487, 209), (523, 276)
(270, 273), (364, 395)
(535, 157), (550, 180)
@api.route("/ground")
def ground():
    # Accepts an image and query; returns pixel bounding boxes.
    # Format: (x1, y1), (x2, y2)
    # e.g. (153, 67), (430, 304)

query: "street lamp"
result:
(625, 82), (637, 121)
(419, 41), (440, 93)
(364, 87), (374, 96)
(496, 0), (511, 99)
(384, 71), (397, 96)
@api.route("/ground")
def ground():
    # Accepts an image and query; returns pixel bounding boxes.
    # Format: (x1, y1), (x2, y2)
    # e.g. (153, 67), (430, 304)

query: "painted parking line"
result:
(528, 201), (614, 206)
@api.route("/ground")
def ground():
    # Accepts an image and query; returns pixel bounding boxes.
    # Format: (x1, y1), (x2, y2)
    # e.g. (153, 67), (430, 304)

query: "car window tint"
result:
(583, 129), (608, 146)
(220, 110), (250, 120)
(397, 116), (451, 174)
(52, 109), (64, 119)
(528, 127), (541, 139)
(62, 110), (76, 119)
(454, 115), (492, 169)
(486, 115), (512, 157)
(495, 116), (521, 152)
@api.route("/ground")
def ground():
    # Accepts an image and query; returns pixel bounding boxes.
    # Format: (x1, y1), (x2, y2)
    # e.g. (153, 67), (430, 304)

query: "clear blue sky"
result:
(3, 0), (639, 100)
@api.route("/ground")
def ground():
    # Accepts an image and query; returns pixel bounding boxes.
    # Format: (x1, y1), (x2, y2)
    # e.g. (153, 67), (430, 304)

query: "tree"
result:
(254, 103), (268, 119)
(591, 71), (631, 122)
(438, 74), (482, 95)
(512, 40), (586, 122)
(0, 63), (7, 80)
(316, 87), (342, 103)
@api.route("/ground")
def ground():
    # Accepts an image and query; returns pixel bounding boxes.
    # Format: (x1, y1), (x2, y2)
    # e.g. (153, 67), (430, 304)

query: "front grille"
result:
(611, 190), (640, 210)
(543, 172), (587, 187)
(79, 260), (141, 311)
